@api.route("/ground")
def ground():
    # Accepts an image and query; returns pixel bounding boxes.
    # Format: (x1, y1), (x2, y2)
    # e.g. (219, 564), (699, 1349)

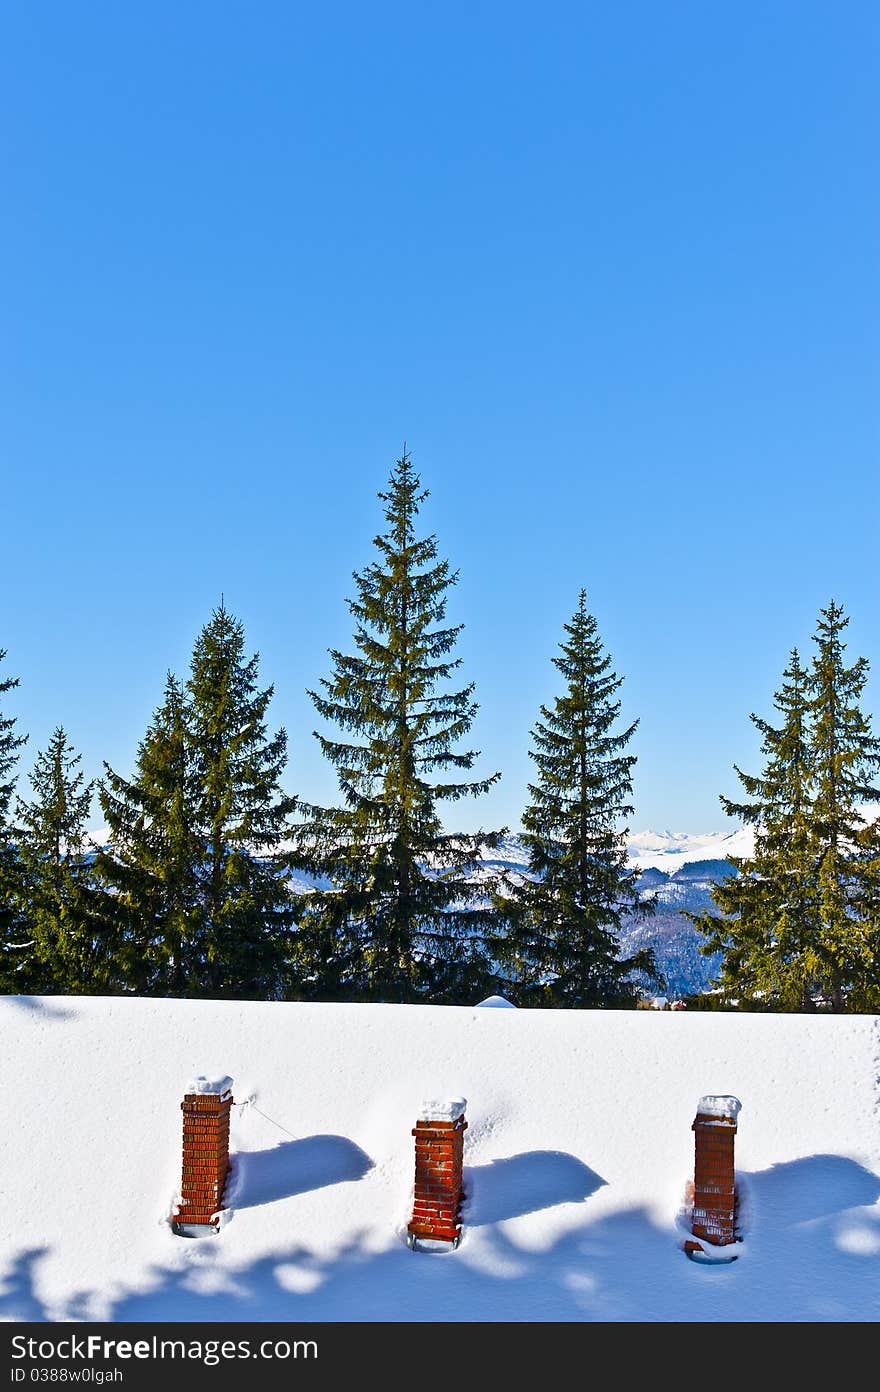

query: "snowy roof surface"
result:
(2, 996), (878, 1323)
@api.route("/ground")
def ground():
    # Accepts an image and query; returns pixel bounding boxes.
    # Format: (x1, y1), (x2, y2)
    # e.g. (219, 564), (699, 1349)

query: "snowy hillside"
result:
(1, 996), (878, 1322)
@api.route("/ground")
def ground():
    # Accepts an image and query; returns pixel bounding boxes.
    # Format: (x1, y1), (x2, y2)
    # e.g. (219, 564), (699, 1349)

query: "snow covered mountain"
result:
(88, 823), (754, 875)
(625, 826), (754, 873)
(449, 825), (754, 881)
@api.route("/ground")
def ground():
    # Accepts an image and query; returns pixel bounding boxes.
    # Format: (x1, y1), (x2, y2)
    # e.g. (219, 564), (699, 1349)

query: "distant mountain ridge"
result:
(624, 825), (754, 873)
(86, 823), (748, 999)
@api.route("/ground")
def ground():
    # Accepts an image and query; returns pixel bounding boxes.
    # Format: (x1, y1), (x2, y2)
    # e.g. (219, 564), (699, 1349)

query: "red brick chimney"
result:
(172, 1075), (233, 1236)
(685, 1094), (741, 1256)
(407, 1097), (467, 1249)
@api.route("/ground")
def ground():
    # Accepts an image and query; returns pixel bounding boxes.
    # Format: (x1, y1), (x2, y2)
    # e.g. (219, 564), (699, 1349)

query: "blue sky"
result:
(2, 3), (877, 834)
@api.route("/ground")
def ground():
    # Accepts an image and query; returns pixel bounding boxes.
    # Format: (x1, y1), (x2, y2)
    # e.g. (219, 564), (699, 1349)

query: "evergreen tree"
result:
(100, 607), (299, 998)
(694, 605), (880, 1013)
(16, 727), (114, 992)
(294, 450), (502, 1003)
(187, 603), (298, 997)
(97, 675), (202, 993)
(808, 601), (880, 1010)
(690, 650), (819, 1009)
(0, 649), (31, 991)
(494, 591), (658, 1007)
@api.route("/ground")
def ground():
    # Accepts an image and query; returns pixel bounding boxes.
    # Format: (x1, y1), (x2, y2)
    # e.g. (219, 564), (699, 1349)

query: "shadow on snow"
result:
(231, 1135), (374, 1209)
(0, 1247), (53, 1321)
(464, 1150), (606, 1225)
(0, 995), (76, 1019)
(3, 1153), (879, 1323)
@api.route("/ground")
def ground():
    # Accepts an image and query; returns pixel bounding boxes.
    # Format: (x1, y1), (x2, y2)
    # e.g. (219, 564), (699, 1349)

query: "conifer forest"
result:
(2, 453), (879, 1011)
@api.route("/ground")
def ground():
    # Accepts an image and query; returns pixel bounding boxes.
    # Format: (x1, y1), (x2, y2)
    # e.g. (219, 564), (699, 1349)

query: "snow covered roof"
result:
(2, 997), (878, 1322)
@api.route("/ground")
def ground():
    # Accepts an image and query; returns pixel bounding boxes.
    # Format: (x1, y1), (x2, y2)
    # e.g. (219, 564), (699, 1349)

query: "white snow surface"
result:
(476, 995), (516, 1009)
(185, 1075), (234, 1098)
(1, 997), (879, 1323)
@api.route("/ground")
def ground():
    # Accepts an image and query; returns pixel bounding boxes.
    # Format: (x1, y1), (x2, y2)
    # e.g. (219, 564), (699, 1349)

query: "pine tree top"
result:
(306, 449), (498, 804)
(723, 648), (812, 830)
(17, 725), (94, 862)
(809, 598), (880, 825)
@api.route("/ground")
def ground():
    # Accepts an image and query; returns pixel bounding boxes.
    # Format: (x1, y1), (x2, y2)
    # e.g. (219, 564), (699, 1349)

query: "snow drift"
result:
(1, 996), (878, 1322)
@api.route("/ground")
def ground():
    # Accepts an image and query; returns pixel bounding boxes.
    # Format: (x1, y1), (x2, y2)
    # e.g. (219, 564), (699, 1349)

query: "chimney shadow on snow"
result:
(232, 1135), (374, 1209)
(464, 1150), (606, 1226)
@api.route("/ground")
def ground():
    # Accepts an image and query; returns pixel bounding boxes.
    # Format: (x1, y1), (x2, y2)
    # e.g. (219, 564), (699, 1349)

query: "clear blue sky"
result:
(2, 3), (877, 835)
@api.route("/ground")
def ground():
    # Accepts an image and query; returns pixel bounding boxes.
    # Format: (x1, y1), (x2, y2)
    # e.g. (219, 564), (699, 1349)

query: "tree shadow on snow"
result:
(0, 995), (75, 1019)
(232, 1136), (374, 1209)
(106, 1214), (674, 1324)
(17, 1152), (880, 1323)
(0, 1246), (53, 1320)
(464, 1150), (606, 1225)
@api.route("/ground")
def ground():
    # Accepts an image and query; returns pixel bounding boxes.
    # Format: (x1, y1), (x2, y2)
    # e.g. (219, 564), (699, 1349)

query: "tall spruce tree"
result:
(494, 591), (657, 1007)
(294, 450), (502, 1003)
(100, 607), (298, 998)
(694, 605), (880, 1013)
(690, 650), (819, 1009)
(186, 603), (298, 997)
(0, 650), (31, 991)
(97, 675), (203, 993)
(16, 728), (115, 992)
(808, 601), (880, 1010)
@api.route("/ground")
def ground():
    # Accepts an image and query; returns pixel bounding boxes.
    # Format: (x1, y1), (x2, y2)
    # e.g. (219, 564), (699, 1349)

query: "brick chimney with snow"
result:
(687, 1094), (741, 1251)
(172, 1075), (233, 1235)
(407, 1098), (467, 1248)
